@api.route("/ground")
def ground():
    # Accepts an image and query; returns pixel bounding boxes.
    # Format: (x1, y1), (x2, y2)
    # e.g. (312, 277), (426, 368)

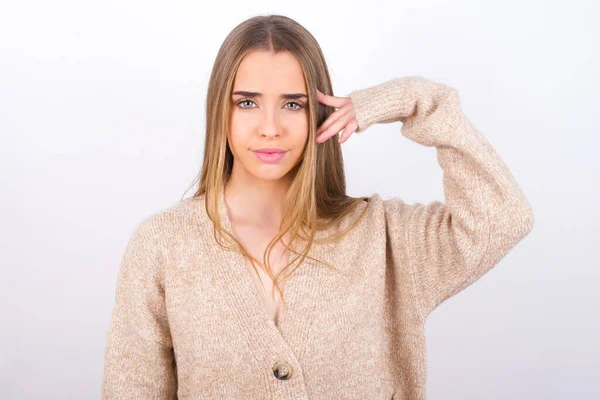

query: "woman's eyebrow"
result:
(232, 91), (307, 100)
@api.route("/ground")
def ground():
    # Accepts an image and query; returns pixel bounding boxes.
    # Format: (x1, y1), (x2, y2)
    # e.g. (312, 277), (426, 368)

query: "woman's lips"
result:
(252, 150), (287, 163)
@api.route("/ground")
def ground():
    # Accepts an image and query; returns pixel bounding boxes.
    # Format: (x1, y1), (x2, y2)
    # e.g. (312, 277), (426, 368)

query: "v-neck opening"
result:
(244, 247), (293, 330)
(217, 185), (298, 333)
(189, 184), (350, 364)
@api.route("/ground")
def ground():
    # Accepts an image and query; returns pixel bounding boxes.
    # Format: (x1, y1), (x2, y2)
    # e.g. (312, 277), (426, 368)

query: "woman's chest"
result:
(230, 222), (292, 325)
(244, 257), (285, 324)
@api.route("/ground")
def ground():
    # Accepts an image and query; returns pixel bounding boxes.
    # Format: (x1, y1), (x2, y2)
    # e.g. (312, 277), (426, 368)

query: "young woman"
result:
(102, 14), (534, 400)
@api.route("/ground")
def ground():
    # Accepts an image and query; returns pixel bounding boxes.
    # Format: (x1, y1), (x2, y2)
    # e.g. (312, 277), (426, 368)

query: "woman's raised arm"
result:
(348, 76), (534, 319)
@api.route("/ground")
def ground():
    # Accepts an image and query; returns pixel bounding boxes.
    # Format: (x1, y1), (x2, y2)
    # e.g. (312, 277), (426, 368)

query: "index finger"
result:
(316, 89), (348, 109)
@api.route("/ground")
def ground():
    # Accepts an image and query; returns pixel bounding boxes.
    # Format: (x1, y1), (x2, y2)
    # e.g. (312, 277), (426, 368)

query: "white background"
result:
(2, 0), (598, 398)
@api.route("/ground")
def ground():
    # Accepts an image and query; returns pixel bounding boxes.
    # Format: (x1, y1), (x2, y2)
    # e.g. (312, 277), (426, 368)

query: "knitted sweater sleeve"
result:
(348, 76), (534, 319)
(101, 217), (177, 399)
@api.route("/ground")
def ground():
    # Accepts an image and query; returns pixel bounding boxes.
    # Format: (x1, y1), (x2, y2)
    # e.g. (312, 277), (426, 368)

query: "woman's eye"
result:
(237, 99), (255, 109)
(285, 101), (304, 111)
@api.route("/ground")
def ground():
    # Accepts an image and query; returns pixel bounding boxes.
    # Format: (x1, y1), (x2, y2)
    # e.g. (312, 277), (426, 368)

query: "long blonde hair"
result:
(182, 14), (369, 301)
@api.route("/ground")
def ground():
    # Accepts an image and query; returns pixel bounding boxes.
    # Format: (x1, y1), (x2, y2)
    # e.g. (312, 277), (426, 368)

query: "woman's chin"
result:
(249, 165), (293, 181)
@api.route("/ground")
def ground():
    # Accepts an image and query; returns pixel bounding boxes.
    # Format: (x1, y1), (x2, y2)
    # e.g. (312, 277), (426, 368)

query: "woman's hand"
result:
(315, 90), (359, 144)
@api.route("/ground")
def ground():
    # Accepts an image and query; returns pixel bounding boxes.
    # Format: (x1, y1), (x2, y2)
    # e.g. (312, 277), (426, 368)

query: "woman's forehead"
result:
(233, 51), (306, 95)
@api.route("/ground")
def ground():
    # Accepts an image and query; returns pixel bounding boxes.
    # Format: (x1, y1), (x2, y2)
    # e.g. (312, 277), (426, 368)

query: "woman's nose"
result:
(259, 108), (281, 137)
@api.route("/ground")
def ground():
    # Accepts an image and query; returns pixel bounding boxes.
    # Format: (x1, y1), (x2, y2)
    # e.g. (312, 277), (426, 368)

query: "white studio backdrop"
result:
(1, 0), (598, 398)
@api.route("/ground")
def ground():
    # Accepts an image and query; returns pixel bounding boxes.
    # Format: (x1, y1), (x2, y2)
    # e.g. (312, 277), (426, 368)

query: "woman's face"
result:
(228, 50), (309, 184)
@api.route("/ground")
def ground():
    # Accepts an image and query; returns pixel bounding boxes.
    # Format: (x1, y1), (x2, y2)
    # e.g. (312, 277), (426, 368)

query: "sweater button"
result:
(272, 361), (293, 380)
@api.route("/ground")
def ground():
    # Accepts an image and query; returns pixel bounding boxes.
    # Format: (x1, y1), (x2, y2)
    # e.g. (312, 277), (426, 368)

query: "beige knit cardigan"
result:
(101, 75), (534, 399)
